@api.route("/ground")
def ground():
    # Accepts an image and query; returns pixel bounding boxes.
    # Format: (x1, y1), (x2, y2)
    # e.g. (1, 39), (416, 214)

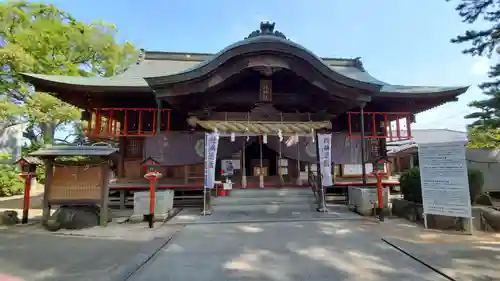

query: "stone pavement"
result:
(167, 204), (364, 225)
(128, 219), (451, 281)
(384, 237), (500, 281)
(0, 223), (183, 281)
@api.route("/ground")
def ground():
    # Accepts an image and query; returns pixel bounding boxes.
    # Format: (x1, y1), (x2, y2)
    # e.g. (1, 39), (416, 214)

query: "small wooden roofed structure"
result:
(30, 145), (118, 226)
(15, 156), (44, 166)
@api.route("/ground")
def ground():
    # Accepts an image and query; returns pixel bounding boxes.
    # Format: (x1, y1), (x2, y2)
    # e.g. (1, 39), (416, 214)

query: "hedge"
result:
(400, 167), (484, 204)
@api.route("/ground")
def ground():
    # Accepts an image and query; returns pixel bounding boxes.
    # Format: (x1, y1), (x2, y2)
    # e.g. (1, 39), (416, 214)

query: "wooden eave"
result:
(144, 36), (382, 92)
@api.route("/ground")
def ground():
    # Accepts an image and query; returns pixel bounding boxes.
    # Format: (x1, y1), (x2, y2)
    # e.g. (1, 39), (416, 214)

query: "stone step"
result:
(229, 188), (313, 198)
(212, 203), (317, 213)
(213, 196), (316, 206)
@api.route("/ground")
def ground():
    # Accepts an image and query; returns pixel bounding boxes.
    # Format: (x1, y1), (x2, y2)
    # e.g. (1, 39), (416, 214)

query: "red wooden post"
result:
(123, 110), (128, 136)
(347, 112), (352, 137)
(151, 109), (157, 135)
(107, 110), (113, 136)
(86, 111), (93, 138)
(149, 178), (156, 218)
(383, 113), (389, 140)
(396, 116), (401, 140)
(138, 110), (143, 135)
(94, 109), (101, 136)
(21, 174), (32, 224)
(371, 113), (376, 138)
(406, 114), (412, 139)
(375, 172), (384, 221)
(113, 118), (118, 136)
(167, 110), (171, 133)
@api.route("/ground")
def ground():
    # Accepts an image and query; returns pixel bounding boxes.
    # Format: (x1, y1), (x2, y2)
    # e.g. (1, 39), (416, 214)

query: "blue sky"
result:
(49, 0), (492, 131)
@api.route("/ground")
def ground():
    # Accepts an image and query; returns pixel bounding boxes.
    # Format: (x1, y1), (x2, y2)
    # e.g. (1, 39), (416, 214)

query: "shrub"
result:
(399, 167), (485, 204)
(399, 167), (422, 204)
(468, 169), (484, 202)
(0, 164), (24, 197)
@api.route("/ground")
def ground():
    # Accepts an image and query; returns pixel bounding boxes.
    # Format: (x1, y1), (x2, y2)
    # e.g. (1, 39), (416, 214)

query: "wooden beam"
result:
(42, 157), (54, 224)
(99, 160), (111, 226)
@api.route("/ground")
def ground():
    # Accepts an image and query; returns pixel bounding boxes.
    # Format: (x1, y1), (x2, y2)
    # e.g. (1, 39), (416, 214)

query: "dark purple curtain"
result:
(143, 132), (246, 165)
(143, 132), (365, 165)
(265, 133), (365, 164)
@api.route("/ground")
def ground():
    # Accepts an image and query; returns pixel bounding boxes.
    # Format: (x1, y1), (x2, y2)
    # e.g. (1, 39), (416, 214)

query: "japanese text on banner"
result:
(318, 134), (333, 186)
(204, 133), (219, 189)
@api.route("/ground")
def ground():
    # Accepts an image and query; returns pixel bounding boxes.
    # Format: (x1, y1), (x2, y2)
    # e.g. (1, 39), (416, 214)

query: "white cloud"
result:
(470, 57), (490, 76)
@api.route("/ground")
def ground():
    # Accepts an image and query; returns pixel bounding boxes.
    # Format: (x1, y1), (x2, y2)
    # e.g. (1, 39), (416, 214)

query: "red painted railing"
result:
(346, 112), (412, 141)
(86, 108), (171, 138)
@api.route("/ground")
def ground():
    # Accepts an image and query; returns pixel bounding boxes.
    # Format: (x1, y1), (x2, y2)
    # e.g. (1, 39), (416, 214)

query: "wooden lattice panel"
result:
(123, 160), (142, 180)
(50, 165), (103, 201)
(164, 166), (183, 179)
(125, 138), (143, 159)
(189, 164), (204, 178)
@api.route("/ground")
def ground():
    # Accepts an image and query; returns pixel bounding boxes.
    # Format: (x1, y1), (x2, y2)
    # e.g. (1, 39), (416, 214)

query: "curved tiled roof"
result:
(143, 35), (381, 92)
(21, 22), (469, 98)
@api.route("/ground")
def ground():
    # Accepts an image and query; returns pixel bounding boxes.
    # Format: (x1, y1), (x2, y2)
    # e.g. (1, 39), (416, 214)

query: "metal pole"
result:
(360, 104), (367, 185)
(296, 138), (301, 185)
(202, 133), (208, 215)
(259, 135), (264, 188)
(241, 140), (246, 188)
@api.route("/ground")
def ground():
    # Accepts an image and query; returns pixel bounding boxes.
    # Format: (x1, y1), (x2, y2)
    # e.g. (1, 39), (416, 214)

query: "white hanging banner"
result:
(318, 133), (333, 186)
(204, 132), (219, 189)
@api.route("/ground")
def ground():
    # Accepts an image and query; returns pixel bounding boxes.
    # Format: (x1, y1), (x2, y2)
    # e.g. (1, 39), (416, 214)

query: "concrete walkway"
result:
(129, 220), (450, 281)
(0, 223), (183, 281)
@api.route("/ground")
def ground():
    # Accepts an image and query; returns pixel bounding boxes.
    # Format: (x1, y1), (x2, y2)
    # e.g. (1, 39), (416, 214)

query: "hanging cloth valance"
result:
(188, 117), (331, 135)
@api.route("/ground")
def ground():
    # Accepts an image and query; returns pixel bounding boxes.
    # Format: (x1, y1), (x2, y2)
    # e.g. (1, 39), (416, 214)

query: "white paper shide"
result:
(318, 134), (333, 186)
(204, 132), (219, 189)
(417, 141), (472, 218)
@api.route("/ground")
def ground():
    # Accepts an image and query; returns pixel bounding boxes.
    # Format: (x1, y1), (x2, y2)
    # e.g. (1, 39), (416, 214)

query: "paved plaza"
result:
(129, 219), (451, 281)
(0, 201), (499, 281)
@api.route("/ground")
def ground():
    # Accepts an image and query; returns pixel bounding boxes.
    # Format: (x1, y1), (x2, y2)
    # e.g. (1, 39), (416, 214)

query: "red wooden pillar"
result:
(371, 113), (376, 138)
(94, 109), (101, 136)
(375, 172), (384, 221)
(406, 114), (412, 139)
(149, 178), (156, 221)
(138, 110), (143, 135)
(21, 174), (32, 224)
(395, 117), (401, 140)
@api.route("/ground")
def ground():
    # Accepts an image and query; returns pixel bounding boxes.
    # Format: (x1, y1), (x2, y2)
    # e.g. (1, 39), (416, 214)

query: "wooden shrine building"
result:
(22, 22), (468, 193)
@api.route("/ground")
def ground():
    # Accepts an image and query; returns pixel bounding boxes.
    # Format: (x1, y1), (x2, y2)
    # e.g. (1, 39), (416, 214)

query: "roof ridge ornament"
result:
(245, 21), (287, 40)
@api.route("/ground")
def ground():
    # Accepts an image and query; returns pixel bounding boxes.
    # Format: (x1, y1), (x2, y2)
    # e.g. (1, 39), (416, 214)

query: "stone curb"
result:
(108, 232), (179, 281)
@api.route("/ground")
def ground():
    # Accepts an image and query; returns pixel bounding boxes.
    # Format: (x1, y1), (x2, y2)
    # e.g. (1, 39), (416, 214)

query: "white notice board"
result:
(417, 141), (472, 218)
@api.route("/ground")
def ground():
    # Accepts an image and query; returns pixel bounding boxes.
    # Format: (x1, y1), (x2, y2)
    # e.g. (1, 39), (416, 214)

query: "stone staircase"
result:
(212, 188), (317, 212)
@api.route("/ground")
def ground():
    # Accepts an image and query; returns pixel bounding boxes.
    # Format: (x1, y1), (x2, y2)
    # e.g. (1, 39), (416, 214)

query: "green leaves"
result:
(467, 126), (500, 148)
(449, 0), (500, 148)
(0, 1), (137, 144)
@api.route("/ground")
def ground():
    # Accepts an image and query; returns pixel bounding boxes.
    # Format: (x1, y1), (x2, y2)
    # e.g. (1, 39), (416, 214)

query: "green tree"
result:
(448, 0), (500, 148)
(0, 1), (137, 144)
